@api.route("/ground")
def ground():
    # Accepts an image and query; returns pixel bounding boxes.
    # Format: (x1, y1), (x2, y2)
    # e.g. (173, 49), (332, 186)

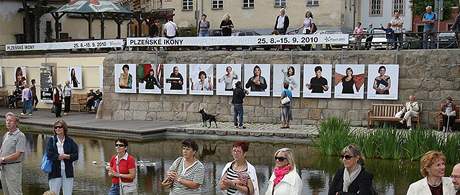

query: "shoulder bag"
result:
(41, 137), (54, 173)
(161, 157), (183, 189)
(117, 155), (137, 193)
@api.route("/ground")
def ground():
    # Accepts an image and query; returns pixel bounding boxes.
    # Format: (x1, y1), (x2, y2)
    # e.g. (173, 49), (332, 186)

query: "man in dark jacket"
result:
(232, 81), (248, 129)
(274, 8), (289, 35)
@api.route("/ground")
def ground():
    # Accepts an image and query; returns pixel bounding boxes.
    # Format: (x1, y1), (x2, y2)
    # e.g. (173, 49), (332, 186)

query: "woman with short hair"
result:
(280, 82), (293, 129)
(107, 138), (136, 195)
(265, 148), (302, 195)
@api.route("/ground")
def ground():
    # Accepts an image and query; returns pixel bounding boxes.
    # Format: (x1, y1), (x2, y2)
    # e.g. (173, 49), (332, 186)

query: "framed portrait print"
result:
(243, 64), (271, 97)
(303, 64), (332, 99)
(189, 64), (214, 95)
(273, 64), (301, 97)
(114, 64), (137, 93)
(216, 64), (241, 96)
(68, 66), (83, 89)
(137, 64), (163, 94)
(334, 64), (365, 99)
(367, 64), (399, 100)
(163, 64), (187, 95)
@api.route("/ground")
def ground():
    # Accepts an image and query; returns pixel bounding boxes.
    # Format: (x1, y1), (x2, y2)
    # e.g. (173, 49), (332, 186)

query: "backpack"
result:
(311, 23), (317, 33)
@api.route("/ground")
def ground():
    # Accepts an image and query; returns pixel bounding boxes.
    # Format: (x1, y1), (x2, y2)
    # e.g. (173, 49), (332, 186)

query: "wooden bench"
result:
(436, 105), (460, 131)
(0, 91), (8, 106)
(368, 104), (422, 129)
(70, 94), (88, 112)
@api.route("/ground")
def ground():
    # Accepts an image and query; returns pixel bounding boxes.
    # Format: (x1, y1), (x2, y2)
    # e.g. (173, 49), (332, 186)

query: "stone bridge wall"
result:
(100, 50), (460, 128)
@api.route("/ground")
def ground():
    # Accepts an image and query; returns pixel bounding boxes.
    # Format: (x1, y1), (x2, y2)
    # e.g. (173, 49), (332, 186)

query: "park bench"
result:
(368, 103), (422, 129)
(0, 90), (8, 106)
(70, 93), (88, 112)
(436, 105), (460, 131)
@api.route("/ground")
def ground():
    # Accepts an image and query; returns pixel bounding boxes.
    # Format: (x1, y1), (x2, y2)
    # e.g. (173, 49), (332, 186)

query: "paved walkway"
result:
(0, 108), (317, 143)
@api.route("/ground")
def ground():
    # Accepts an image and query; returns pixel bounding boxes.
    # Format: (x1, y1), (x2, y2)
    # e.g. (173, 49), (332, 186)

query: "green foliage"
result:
(316, 117), (352, 156)
(441, 133), (460, 164)
(411, 0), (459, 21)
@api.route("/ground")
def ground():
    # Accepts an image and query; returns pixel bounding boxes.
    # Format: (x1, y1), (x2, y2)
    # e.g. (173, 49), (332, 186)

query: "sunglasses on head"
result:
(275, 156), (287, 161)
(115, 144), (125, 147)
(340, 154), (353, 160)
(54, 126), (63, 129)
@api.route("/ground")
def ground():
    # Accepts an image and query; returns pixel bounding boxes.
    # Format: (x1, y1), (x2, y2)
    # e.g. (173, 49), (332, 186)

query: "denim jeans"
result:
(49, 169), (74, 195)
(22, 99), (32, 114)
(423, 31), (435, 49)
(198, 31), (209, 37)
(108, 184), (120, 195)
(233, 104), (243, 127)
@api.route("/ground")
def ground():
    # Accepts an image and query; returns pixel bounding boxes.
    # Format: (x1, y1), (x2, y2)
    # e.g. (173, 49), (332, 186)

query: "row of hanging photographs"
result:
(115, 64), (399, 100)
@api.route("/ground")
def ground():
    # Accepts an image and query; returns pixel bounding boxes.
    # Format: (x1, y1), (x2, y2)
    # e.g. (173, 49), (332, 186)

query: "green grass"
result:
(316, 117), (352, 156)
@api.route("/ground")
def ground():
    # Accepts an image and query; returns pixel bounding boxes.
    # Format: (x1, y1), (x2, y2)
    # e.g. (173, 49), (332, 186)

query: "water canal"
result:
(20, 132), (430, 195)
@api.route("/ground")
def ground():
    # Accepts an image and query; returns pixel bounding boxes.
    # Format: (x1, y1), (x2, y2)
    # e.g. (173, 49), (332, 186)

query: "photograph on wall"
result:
(68, 66), (83, 89)
(334, 64), (366, 99)
(114, 64), (136, 93)
(0, 66), (3, 88)
(303, 64), (332, 98)
(40, 65), (54, 102)
(243, 64), (271, 97)
(216, 64), (242, 96)
(367, 64), (399, 100)
(189, 64), (214, 95)
(273, 64), (301, 97)
(163, 64), (187, 95)
(13, 66), (27, 89)
(137, 64), (163, 94)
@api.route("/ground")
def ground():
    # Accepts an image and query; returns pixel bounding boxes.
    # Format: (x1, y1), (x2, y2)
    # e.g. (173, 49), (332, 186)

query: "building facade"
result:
(360, 0), (413, 31)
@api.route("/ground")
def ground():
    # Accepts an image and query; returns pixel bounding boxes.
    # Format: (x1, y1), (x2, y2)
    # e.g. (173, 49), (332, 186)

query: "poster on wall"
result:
(40, 64), (54, 102)
(334, 64), (366, 99)
(137, 64), (163, 94)
(68, 66), (83, 89)
(114, 64), (137, 93)
(367, 64), (399, 100)
(13, 66), (27, 88)
(243, 64), (271, 97)
(0, 66), (3, 88)
(189, 64), (214, 95)
(303, 64), (332, 98)
(216, 64), (241, 96)
(163, 64), (187, 95)
(272, 64), (301, 97)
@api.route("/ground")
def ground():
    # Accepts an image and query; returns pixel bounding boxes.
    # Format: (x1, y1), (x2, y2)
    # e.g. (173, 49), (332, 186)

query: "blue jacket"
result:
(46, 135), (79, 179)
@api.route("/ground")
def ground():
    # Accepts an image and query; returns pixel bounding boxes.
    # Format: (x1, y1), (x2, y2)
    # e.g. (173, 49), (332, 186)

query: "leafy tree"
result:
(411, 0), (459, 20)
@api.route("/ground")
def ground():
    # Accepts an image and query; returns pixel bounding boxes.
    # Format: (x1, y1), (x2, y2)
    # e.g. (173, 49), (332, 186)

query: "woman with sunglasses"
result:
(165, 139), (205, 195)
(220, 141), (259, 195)
(328, 144), (374, 195)
(265, 148), (302, 195)
(47, 120), (79, 195)
(107, 139), (136, 195)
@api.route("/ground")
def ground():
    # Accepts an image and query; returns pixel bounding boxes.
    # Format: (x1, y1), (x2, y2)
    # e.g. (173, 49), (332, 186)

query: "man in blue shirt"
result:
(422, 6), (436, 49)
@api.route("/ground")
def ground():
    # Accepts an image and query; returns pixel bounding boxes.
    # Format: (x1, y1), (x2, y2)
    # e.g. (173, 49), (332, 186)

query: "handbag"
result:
(116, 156), (137, 194)
(161, 157), (183, 189)
(281, 96), (290, 105)
(41, 137), (54, 173)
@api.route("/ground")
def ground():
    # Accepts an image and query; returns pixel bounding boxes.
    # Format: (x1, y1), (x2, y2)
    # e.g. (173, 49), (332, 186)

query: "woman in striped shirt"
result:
(220, 141), (259, 195)
(166, 139), (205, 195)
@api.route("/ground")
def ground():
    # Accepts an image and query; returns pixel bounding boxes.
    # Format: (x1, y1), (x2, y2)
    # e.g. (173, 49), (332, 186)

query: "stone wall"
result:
(100, 50), (460, 128)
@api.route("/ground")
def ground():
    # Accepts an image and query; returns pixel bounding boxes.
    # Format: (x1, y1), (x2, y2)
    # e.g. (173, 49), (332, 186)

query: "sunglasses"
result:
(275, 156), (287, 161)
(340, 155), (353, 160)
(115, 144), (125, 147)
(54, 126), (63, 129)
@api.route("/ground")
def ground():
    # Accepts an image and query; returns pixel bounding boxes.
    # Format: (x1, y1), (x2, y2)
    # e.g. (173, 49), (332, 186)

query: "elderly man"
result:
(452, 163), (460, 194)
(396, 95), (420, 130)
(422, 6), (436, 49)
(0, 112), (26, 195)
(391, 11), (404, 49)
(274, 8), (290, 35)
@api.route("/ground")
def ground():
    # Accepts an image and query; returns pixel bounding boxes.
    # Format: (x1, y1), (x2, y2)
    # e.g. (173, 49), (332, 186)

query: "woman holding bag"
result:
(47, 119), (79, 195)
(280, 82), (293, 129)
(163, 139), (205, 195)
(107, 139), (136, 195)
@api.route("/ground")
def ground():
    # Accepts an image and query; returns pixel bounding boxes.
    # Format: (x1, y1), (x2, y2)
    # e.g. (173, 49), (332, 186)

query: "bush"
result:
(316, 117), (352, 156)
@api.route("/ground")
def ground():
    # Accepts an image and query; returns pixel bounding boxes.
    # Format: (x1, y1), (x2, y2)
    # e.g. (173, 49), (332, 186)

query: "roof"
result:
(53, 0), (132, 14)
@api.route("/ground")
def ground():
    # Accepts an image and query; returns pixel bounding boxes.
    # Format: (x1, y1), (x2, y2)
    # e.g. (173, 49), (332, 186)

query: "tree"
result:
(411, 0), (459, 20)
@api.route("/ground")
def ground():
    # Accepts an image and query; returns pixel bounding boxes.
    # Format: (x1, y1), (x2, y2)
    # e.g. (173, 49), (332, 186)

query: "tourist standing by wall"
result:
(107, 139), (136, 195)
(422, 6), (436, 49)
(47, 119), (79, 195)
(280, 82), (292, 129)
(0, 112), (26, 195)
(63, 81), (72, 116)
(31, 79), (38, 110)
(163, 15), (178, 38)
(53, 84), (63, 118)
(391, 11), (404, 49)
(353, 22), (364, 50)
(232, 81), (248, 129)
(198, 14), (210, 37)
(21, 83), (32, 116)
(220, 13), (234, 36)
(451, 9), (460, 48)
(274, 8), (289, 35)
(365, 24), (374, 50)
(220, 141), (259, 195)
(265, 148), (303, 195)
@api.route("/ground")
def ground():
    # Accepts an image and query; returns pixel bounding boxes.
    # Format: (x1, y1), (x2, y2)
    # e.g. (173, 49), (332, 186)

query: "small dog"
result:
(198, 109), (218, 128)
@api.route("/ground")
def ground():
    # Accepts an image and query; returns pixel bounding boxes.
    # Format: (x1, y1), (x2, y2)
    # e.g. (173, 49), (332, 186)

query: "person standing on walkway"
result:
(451, 163), (460, 194)
(353, 22), (365, 50)
(451, 9), (460, 48)
(365, 24), (374, 50)
(0, 112), (26, 195)
(274, 8), (289, 35)
(220, 13), (234, 36)
(391, 11), (404, 49)
(265, 148), (303, 195)
(198, 14), (210, 37)
(280, 82), (292, 129)
(63, 81), (72, 116)
(53, 84), (63, 118)
(422, 6), (436, 49)
(31, 79), (38, 110)
(163, 15), (177, 39)
(107, 139), (136, 195)
(21, 83), (33, 116)
(232, 81), (248, 129)
(47, 119), (79, 195)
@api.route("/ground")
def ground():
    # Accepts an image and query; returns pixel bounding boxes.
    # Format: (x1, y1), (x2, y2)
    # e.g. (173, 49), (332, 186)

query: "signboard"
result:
(6, 39), (124, 51)
(40, 64), (55, 102)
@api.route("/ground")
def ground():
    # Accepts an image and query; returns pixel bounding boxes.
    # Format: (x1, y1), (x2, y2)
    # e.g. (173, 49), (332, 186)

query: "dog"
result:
(198, 109), (218, 128)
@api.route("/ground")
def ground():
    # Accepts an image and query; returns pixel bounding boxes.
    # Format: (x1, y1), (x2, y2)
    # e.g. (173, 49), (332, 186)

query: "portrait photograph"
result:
(189, 64), (214, 95)
(243, 64), (271, 97)
(273, 64), (301, 97)
(137, 64), (163, 94)
(303, 64), (332, 99)
(216, 64), (242, 96)
(163, 64), (187, 95)
(367, 64), (399, 100)
(114, 64), (137, 93)
(68, 65), (83, 89)
(334, 64), (365, 99)
(13, 66), (27, 89)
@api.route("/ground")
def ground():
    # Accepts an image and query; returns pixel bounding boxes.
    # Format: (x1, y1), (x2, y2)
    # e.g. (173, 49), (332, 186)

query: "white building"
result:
(360, 0), (412, 31)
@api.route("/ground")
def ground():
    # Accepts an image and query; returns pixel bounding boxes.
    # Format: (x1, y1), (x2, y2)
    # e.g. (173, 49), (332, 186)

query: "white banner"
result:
(127, 34), (349, 47)
(6, 39), (124, 51)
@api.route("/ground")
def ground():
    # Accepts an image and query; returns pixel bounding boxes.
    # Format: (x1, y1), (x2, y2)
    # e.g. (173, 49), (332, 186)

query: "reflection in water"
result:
(21, 133), (423, 195)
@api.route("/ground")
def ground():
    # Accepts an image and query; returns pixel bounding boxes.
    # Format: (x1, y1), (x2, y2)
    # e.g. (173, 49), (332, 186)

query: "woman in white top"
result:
(190, 71), (213, 91)
(296, 11), (313, 34)
(218, 66), (239, 91)
(406, 150), (456, 195)
(265, 148), (302, 195)
(220, 141), (259, 195)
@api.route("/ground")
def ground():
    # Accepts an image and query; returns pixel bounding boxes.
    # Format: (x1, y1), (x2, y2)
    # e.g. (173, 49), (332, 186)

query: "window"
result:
(392, 0), (404, 15)
(243, 0), (254, 8)
(212, 0), (223, 9)
(306, 0), (319, 6)
(275, 0), (286, 7)
(183, 0), (193, 10)
(370, 0), (382, 16)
